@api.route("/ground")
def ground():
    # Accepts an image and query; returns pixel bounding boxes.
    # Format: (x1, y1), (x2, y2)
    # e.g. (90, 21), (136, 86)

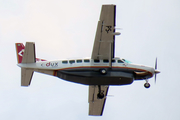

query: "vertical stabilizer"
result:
(15, 42), (48, 86)
(22, 42), (36, 63)
(19, 42), (36, 86)
(15, 43), (46, 63)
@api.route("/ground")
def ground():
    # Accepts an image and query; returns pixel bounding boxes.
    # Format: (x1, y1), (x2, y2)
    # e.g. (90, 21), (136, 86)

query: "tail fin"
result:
(16, 42), (47, 86)
(15, 43), (46, 63)
(22, 42), (36, 63)
(20, 42), (36, 86)
(15, 43), (25, 63)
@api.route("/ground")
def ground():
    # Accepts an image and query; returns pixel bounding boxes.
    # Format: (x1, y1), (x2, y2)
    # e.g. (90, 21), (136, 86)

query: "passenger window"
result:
(112, 60), (115, 63)
(84, 59), (90, 63)
(94, 59), (100, 63)
(103, 59), (109, 63)
(62, 61), (68, 64)
(118, 60), (124, 63)
(76, 60), (82, 63)
(69, 60), (75, 64)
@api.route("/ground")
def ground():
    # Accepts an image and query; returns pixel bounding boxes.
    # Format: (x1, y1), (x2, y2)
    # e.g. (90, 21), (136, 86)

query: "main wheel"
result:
(99, 69), (107, 75)
(144, 83), (150, 88)
(97, 92), (104, 99)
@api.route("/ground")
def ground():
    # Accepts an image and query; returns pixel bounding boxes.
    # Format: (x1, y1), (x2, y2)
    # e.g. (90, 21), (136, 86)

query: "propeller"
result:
(154, 58), (160, 83)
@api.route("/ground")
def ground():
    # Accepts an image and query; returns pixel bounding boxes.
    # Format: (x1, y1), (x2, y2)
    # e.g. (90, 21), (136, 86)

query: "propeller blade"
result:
(155, 57), (157, 70)
(154, 57), (157, 83)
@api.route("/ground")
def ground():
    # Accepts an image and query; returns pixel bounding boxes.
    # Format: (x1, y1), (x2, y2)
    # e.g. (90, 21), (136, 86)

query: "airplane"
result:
(15, 4), (160, 116)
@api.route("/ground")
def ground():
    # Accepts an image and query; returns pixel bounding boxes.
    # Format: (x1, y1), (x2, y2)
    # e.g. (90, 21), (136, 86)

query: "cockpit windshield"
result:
(122, 59), (132, 63)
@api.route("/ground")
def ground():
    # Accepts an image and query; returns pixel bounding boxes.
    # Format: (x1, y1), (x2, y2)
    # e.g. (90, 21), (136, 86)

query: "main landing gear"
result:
(97, 85), (104, 99)
(144, 79), (150, 88)
(97, 69), (106, 98)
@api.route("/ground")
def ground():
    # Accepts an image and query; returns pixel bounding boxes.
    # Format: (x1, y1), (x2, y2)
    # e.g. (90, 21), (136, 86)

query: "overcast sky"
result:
(0, 0), (180, 120)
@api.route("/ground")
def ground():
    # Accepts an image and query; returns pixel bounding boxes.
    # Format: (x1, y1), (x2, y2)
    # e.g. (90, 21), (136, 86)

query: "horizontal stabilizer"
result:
(89, 85), (109, 116)
(21, 68), (34, 86)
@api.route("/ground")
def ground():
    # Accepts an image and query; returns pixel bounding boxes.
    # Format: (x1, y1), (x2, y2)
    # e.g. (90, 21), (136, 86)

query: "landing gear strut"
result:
(144, 79), (150, 88)
(97, 85), (104, 99)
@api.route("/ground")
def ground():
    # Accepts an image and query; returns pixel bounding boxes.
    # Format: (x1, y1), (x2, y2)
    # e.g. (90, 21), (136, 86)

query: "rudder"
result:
(15, 43), (25, 63)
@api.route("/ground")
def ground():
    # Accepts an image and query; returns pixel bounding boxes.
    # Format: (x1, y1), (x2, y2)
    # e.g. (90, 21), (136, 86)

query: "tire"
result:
(97, 93), (104, 99)
(144, 83), (150, 88)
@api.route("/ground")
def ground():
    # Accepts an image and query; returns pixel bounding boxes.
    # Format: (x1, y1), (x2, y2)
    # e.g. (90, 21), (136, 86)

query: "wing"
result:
(91, 5), (116, 60)
(89, 4), (116, 116)
(88, 85), (109, 116)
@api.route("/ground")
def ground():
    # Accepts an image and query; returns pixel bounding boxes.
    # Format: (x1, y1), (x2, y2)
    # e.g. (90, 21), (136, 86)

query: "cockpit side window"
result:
(118, 60), (124, 63)
(122, 59), (132, 63)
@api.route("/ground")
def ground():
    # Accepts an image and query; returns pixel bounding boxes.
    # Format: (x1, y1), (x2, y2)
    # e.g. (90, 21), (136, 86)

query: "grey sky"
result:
(0, 0), (180, 120)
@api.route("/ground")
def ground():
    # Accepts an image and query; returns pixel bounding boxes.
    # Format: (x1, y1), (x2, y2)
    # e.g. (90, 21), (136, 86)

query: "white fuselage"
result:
(18, 58), (154, 73)
(18, 58), (155, 84)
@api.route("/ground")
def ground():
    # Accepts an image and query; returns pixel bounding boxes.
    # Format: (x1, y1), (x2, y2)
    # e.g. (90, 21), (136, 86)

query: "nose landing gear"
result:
(144, 83), (150, 88)
(144, 80), (150, 88)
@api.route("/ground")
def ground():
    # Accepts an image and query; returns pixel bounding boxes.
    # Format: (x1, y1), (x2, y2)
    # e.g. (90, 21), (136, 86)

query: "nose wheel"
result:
(144, 80), (150, 88)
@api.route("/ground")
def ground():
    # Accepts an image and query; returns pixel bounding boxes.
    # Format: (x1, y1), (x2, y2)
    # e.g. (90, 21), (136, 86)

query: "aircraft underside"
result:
(56, 67), (152, 85)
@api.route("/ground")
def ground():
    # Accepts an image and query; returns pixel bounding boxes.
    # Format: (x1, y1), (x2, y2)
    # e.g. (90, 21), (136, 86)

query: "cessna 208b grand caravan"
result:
(15, 5), (160, 116)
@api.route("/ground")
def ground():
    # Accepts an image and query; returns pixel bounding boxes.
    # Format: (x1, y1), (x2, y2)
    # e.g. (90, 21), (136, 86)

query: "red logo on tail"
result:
(16, 43), (25, 63)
